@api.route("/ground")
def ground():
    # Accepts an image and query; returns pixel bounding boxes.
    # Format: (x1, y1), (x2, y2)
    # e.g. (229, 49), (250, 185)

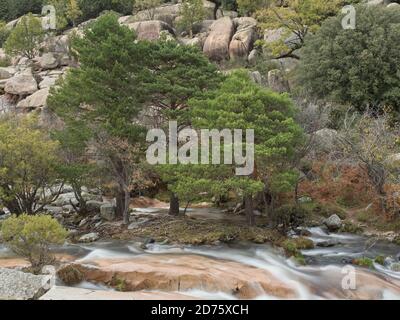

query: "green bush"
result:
(374, 255), (385, 266)
(352, 257), (374, 269)
(282, 237), (313, 265)
(1, 214), (67, 273)
(273, 204), (309, 230)
(57, 264), (84, 285)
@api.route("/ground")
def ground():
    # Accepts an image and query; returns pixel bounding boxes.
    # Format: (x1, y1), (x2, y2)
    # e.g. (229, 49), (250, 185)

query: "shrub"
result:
(340, 221), (363, 234)
(273, 204), (309, 230)
(0, 116), (62, 215)
(299, 162), (377, 212)
(374, 255), (385, 266)
(352, 257), (374, 269)
(1, 214), (67, 273)
(57, 264), (84, 285)
(237, 0), (265, 16)
(282, 237), (313, 265)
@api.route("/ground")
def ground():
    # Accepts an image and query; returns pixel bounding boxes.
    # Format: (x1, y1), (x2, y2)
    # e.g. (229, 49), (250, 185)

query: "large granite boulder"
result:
(264, 28), (286, 43)
(323, 214), (342, 232)
(4, 68), (38, 96)
(314, 128), (339, 153)
(37, 53), (59, 70)
(0, 67), (16, 80)
(127, 20), (175, 41)
(39, 76), (58, 89)
(202, 0), (217, 20)
(249, 71), (263, 85)
(78, 232), (100, 243)
(37, 107), (64, 130)
(130, 3), (181, 26)
(203, 17), (235, 61)
(40, 286), (194, 300)
(216, 9), (239, 19)
(387, 2), (400, 9)
(0, 268), (52, 300)
(62, 255), (295, 299)
(129, 1), (215, 26)
(100, 204), (116, 221)
(17, 87), (50, 109)
(41, 35), (70, 54)
(192, 20), (214, 34)
(229, 17), (257, 60)
(267, 69), (289, 93)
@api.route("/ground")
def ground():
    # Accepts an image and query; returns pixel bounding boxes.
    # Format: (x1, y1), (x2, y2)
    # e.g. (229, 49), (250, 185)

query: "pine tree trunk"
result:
(115, 189), (125, 220)
(169, 193), (180, 216)
(245, 195), (255, 226)
(115, 184), (130, 224)
(123, 186), (130, 225)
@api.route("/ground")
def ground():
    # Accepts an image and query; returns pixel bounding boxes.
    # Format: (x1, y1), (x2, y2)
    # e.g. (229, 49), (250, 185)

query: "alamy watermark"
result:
(41, 5), (57, 30)
(341, 265), (357, 290)
(341, 0), (388, 30)
(341, 5), (356, 30)
(146, 121), (255, 176)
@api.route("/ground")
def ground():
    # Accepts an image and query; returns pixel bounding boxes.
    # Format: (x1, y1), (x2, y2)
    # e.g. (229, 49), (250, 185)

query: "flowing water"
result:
(1, 225), (400, 300)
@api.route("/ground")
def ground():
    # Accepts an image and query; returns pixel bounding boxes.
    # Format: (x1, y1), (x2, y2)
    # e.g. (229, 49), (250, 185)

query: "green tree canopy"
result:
(0, 116), (62, 215)
(144, 39), (223, 126)
(297, 4), (400, 115)
(1, 214), (67, 273)
(163, 70), (304, 225)
(143, 39), (223, 214)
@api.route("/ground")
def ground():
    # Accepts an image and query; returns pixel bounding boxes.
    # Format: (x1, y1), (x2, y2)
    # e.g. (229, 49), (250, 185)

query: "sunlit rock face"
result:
(62, 254), (296, 299)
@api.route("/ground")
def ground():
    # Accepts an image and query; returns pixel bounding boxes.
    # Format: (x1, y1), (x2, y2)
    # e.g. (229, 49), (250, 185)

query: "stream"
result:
(1, 226), (400, 300)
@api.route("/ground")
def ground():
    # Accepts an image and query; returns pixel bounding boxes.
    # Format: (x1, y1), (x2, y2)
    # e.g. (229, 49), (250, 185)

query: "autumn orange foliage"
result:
(299, 162), (379, 210)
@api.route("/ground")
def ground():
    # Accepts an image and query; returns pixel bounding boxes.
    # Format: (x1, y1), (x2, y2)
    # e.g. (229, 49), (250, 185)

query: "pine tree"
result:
(178, 0), (206, 38)
(48, 13), (151, 223)
(4, 13), (44, 58)
(144, 39), (223, 215)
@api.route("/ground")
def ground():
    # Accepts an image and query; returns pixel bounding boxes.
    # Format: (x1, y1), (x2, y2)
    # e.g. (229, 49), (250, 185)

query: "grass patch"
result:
(111, 275), (128, 292)
(340, 221), (363, 234)
(300, 202), (347, 220)
(356, 209), (377, 223)
(281, 237), (314, 256)
(352, 257), (374, 269)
